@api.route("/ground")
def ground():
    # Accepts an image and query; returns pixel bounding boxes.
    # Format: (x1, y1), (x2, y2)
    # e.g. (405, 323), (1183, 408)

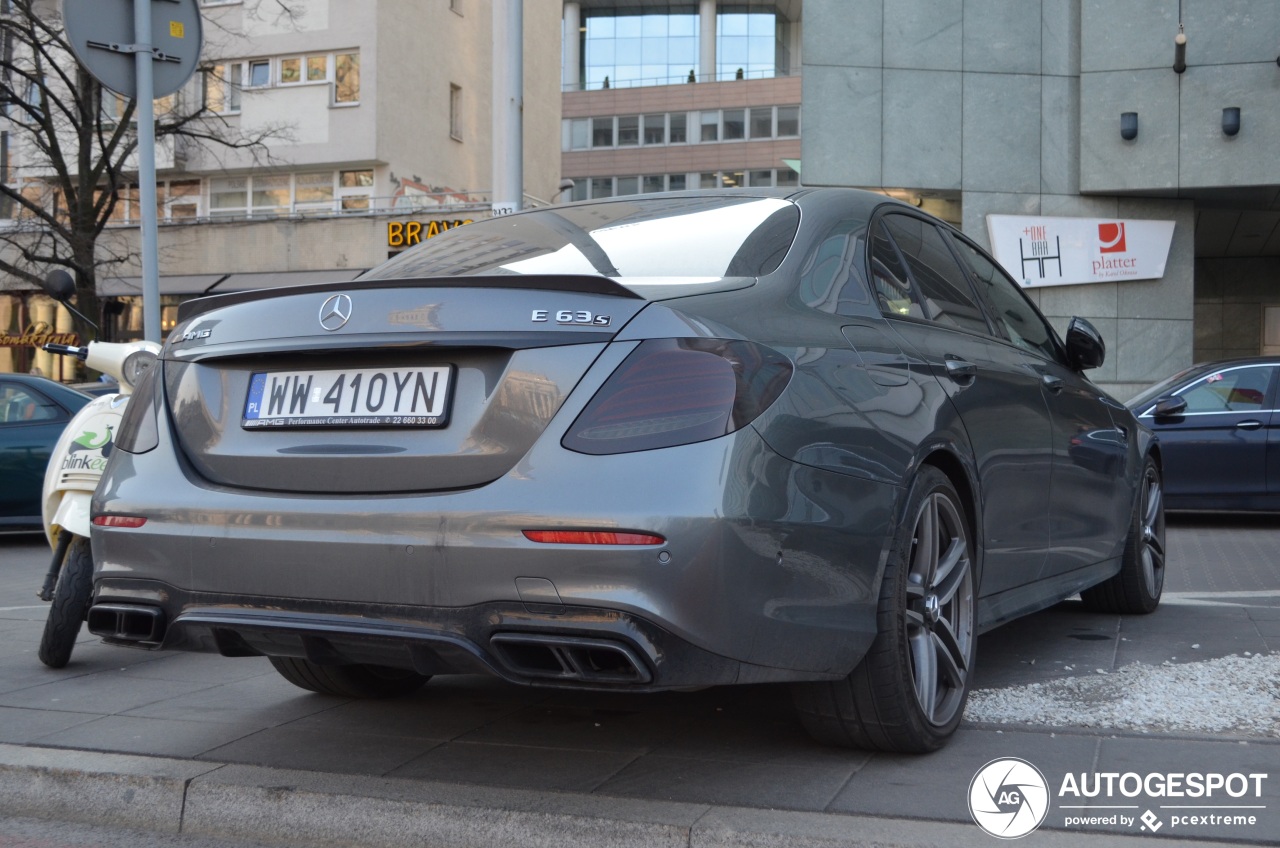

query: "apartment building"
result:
(2, 0), (561, 372)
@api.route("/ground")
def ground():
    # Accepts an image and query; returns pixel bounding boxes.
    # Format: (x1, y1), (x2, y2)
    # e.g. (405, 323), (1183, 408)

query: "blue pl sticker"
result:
(245, 373), (267, 419)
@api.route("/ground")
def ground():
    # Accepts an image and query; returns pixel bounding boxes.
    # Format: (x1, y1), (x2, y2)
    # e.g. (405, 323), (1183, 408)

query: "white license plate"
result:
(242, 366), (453, 428)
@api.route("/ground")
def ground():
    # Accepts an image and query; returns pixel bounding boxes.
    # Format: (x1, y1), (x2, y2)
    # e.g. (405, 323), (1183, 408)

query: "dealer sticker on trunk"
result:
(242, 366), (453, 428)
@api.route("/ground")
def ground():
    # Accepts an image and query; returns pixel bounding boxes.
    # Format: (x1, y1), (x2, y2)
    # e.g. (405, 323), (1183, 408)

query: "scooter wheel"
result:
(38, 537), (94, 669)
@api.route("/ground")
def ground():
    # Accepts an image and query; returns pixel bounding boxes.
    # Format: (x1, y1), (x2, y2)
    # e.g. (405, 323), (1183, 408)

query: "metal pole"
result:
(134, 0), (161, 342)
(491, 0), (522, 216)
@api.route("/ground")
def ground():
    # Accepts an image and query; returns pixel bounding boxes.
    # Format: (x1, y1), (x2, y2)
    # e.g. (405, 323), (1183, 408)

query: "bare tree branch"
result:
(0, 0), (300, 342)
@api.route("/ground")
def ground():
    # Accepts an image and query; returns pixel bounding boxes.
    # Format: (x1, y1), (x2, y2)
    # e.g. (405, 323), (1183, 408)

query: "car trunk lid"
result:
(162, 277), (647, 494)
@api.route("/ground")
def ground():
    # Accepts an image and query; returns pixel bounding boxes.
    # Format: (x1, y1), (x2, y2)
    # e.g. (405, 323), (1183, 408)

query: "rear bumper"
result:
(87, 583), (845, 691)
(92, 423), (898, 686)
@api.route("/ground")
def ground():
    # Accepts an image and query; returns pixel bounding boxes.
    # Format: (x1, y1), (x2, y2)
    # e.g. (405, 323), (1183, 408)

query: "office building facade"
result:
(802, 0), (1279, 398)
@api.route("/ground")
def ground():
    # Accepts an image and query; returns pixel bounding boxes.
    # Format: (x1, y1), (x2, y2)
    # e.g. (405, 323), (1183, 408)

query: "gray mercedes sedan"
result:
(89, 189), (1164, 752)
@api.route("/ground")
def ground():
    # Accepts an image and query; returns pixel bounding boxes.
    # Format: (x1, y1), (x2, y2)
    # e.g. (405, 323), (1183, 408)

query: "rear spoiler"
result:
(176, 274), (644, 323)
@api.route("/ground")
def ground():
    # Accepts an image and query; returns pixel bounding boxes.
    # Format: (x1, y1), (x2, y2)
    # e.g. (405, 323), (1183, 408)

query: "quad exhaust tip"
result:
(490, 633), (652, 684)
(87, 603), (166, 643)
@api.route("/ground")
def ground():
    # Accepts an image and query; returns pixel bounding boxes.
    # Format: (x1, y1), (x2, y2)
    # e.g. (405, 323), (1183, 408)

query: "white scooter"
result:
(36, 270), (160, 668)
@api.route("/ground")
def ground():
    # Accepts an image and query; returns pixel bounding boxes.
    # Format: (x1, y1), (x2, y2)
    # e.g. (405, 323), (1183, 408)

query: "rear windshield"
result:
(361, 196), (799, 283)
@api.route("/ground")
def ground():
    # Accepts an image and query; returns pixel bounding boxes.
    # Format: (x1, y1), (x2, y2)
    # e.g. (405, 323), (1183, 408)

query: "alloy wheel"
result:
(904, 491), (975, 726)
(1140, 466), (1166, 597)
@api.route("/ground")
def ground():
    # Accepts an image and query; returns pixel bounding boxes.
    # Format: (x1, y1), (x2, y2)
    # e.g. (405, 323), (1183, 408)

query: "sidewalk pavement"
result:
(1, 515), (1277, 848)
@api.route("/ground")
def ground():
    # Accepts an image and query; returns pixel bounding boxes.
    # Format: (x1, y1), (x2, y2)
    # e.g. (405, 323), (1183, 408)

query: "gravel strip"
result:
(966, 652), (1280, 737)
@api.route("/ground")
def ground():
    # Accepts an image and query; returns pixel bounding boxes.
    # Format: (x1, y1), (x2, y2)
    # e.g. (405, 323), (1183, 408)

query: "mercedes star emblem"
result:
(318, 294), (353, 331)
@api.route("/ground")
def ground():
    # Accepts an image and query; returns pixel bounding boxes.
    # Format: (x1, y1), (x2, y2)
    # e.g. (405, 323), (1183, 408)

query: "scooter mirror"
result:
(43, 270), (76, 303)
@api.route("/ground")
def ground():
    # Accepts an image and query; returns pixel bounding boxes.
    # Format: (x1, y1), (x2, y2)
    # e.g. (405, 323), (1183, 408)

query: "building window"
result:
(590, 177), (613, 198)
(699, 111), (718, 143)
(717, 5), (790, 81)
(279, 57), (302, 84)
(338, 169), (374, 211)
(563, 105), (799, 152)
(580, 9), (699, 89)
(252, 174), (291, 214)
(592, 117), (614, 147)
(247, 60), (270, 87)
(617, 115), (639, 146)
(334, 52), (360, 103)
(165, 180), (201, 219)
(203, 62), (243, 113)
(450, 84), (462, 140)
(568, 118), (589, 150)
(749, 107), (772, 139)
(723, 108), (745, 141)
(669, 112), (687, 144)
(293, 172), (335, 208)
(643, 114), (665, 145)
(210, 176), (249, 216)
(777, 105), (799, 136)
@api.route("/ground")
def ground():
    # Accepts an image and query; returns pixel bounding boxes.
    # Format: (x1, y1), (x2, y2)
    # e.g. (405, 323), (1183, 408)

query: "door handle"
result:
(944, 356), (977, 380)
(1041, 374), (1065, 394)
(1236, 420), (1263, 430)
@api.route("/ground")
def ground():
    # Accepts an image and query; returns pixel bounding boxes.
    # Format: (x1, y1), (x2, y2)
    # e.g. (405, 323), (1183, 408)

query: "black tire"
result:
(1081, 456), (1165, 614)
(269, 656), (430, 698)
(38, 536), (94, 669)
(793, 466), (977, 753)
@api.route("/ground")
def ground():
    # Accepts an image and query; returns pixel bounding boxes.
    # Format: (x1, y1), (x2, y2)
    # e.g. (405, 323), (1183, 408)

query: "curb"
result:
(0, 743), (1254, 848)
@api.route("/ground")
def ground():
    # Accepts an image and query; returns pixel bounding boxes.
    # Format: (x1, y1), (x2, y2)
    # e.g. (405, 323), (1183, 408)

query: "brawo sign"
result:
(986, 215), (1176, 288)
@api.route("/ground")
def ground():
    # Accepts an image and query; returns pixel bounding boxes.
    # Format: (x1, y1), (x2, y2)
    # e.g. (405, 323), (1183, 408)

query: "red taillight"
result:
(562, 338), (792, 455)
(92, 515), (148, 528)
(523, 530), (665, 545)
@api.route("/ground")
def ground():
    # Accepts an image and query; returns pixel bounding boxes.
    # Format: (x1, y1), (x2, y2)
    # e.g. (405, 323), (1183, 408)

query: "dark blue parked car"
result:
(0, 374), (92, 530)
(1127, 357), (1279, 511)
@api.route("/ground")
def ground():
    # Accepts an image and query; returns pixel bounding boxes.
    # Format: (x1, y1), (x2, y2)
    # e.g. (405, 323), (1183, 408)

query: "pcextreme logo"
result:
(968, 759), (1270, 839)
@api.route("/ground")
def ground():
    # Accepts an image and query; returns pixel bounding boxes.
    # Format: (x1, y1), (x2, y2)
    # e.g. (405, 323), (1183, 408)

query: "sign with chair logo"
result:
(986, 215), (1175, 288)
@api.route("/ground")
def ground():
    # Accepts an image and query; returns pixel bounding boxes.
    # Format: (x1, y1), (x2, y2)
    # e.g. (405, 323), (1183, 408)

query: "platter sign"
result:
(986, 215), (1176, 288)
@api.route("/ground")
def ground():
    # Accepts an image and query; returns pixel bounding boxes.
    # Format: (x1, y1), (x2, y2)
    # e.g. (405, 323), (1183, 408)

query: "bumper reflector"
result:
(523, 530), (664, 546)
(92, 515), (148, 528)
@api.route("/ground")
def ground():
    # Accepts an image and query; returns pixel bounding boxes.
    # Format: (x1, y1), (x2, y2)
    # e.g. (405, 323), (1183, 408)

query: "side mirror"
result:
(42, 269), (76, 303)
(1153, 396), (1187, 418)
(1065, 317), (1105, 371)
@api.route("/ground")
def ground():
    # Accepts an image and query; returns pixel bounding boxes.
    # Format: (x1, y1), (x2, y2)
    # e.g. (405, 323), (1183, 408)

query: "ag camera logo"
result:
(969, 758), (1050, 839)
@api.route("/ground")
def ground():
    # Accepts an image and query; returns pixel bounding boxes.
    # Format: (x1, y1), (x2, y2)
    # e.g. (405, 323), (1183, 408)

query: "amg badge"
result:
(532, 309), (611, 327)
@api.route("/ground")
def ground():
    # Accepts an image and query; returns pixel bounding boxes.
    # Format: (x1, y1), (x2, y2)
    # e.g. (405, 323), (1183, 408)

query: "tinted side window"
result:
(881, 214), (989, 335)
(951, 237), (1060, 362)
(1176, 366), (1274, 413)
(0, 383), (60, 424)
(870, 221), (925, 320)
(796, 218), (871, 315)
